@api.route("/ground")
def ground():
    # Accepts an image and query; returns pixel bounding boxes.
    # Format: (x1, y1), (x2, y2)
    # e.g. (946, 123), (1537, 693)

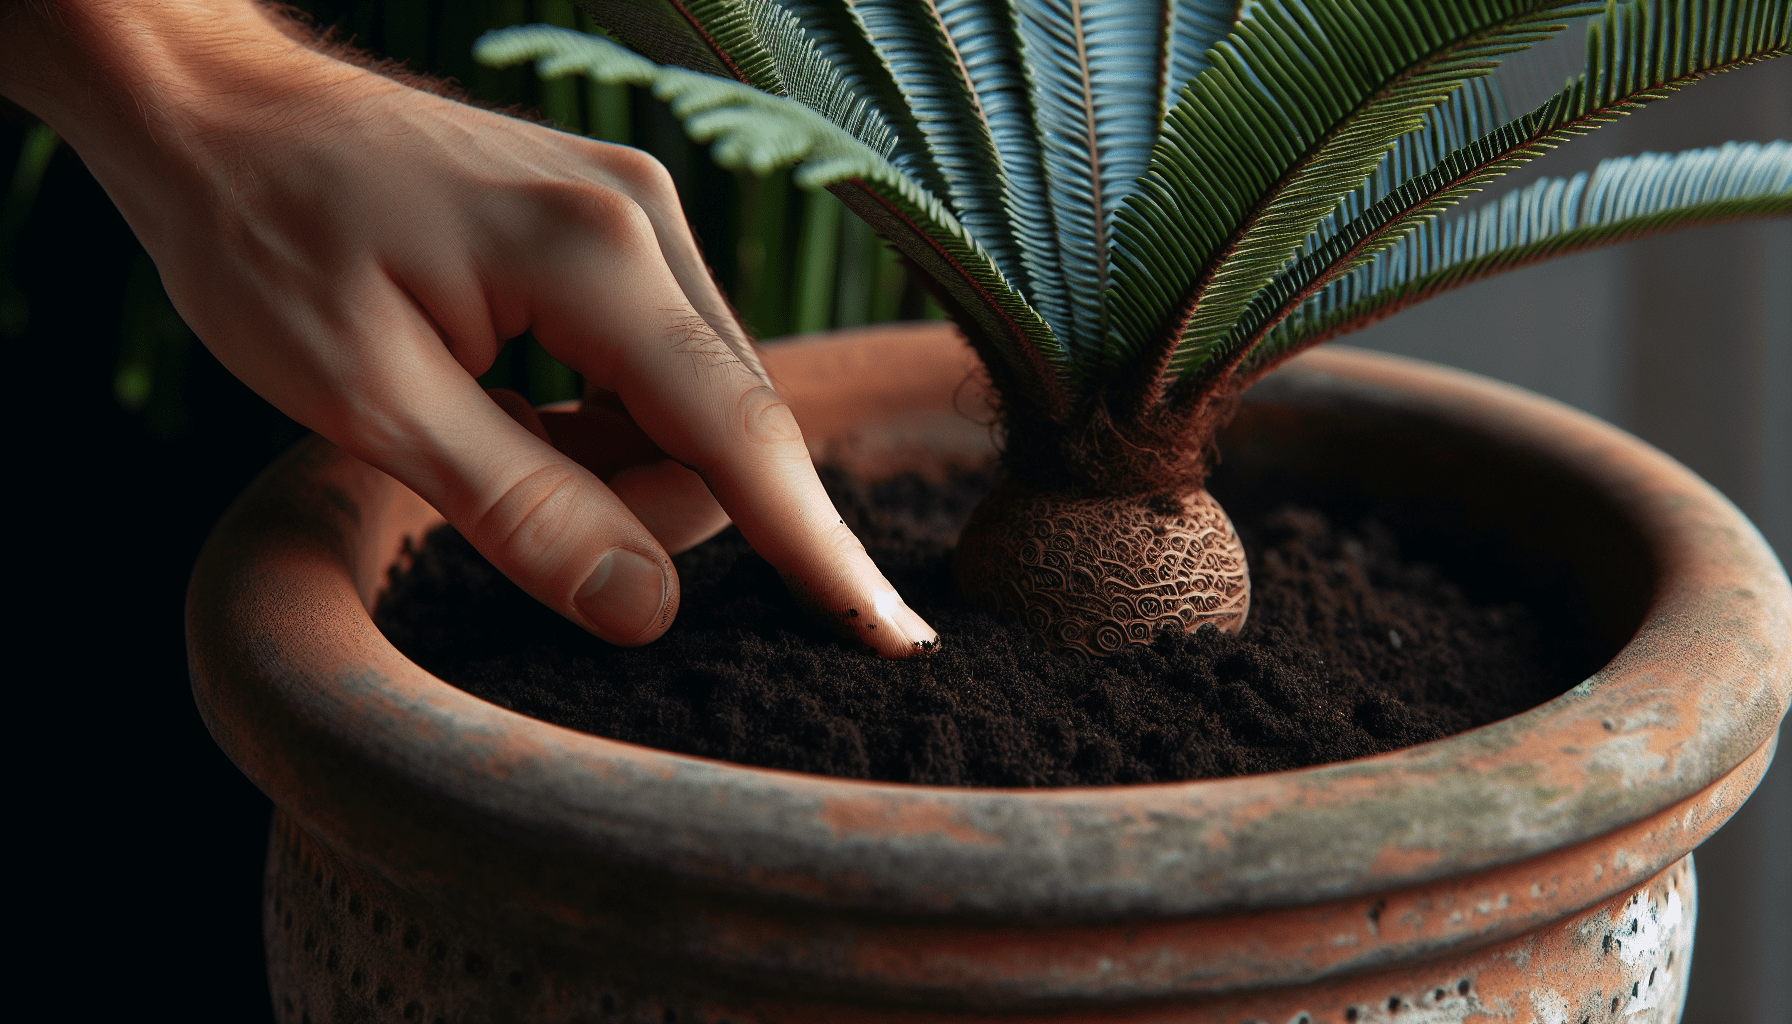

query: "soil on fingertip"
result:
(374, 466), (1591, 787)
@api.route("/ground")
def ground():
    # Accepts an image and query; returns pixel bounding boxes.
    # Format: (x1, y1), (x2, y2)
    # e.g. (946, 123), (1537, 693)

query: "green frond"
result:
(1020, 0), (1168, 359)
(1251, 140), (1792, 366)
(774, 0), (956, 200)
(1225, 0), (1791, 367)
(577, 0), (785, 91)
(935, 0), (1070, 342)
(1162, 1), (1239, 118)
(849, 1), (1024, 291)
(475, 24), (1073, 412)
(1102, 0), (1598, 391)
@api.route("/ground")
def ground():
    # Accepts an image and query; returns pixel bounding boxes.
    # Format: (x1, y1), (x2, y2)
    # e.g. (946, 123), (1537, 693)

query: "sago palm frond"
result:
(1019, 0), (1168, 355)
(774, 0), (956, 200)
(849, 0), (1024, 287)
(579, 0), (786, 91)
(1102, 0), (1599, 396)
(1221, 0), (1792, 379)
(1162, 0), (1238, 118)
(1250, 140), (1792, 366)
(930, 0), (1068, 340)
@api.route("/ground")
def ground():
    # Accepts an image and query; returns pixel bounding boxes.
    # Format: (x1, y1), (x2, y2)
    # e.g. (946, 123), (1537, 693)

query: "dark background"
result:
(4, 4), (1786, 1019)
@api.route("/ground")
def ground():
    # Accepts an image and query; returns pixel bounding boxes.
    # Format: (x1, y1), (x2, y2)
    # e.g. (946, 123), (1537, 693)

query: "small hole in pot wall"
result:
(1345, 1009), (1359, 1022)
(1458, 979), (1471, 996)
(1388, 995), (1402, 1011)
(1611, 996), (1620, 1013)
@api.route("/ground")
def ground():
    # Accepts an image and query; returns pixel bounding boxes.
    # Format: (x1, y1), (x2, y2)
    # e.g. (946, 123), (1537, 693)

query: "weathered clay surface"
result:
(954, 482), (1250, 654)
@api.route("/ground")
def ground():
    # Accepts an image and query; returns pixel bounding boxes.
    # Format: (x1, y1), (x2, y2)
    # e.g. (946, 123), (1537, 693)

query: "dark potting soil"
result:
(375, 467), (1582, 787)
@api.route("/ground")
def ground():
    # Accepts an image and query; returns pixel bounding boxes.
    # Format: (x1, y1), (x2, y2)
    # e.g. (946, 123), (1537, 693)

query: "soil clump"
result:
(376, 467), (1578, 786)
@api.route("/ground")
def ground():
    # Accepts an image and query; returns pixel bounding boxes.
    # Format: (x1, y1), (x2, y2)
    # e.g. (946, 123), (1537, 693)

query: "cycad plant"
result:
(477, 0), (1791, 656)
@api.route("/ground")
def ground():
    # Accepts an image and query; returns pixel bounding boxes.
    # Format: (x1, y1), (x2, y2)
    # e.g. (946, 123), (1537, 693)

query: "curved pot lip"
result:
(187, 330), (1792, 919)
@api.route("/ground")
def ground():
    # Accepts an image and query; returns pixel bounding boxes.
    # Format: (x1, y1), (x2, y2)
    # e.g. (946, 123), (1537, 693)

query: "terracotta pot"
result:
(187, 324), (1790, 1024)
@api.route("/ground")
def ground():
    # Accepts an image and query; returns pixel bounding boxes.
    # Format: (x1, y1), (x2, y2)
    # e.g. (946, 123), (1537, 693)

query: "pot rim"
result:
(187, 328), (1791, 919)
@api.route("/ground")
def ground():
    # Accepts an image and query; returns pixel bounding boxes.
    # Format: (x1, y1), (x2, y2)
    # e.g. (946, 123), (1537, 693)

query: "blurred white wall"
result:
(1345, 55), (1791, 1024)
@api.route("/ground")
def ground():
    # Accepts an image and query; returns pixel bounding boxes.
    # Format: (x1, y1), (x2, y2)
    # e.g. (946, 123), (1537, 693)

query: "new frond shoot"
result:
(482, 0), (1792, 656)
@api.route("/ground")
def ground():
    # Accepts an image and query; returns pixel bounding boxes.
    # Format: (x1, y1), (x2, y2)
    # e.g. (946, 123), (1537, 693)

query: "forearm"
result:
(0, 1), (364, 237)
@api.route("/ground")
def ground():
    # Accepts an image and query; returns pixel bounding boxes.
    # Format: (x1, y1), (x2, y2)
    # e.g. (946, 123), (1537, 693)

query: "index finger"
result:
(529, 232), (938, 657)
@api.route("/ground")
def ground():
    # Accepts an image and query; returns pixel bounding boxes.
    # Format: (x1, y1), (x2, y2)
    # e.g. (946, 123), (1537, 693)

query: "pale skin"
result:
(0, 0), (939, 655)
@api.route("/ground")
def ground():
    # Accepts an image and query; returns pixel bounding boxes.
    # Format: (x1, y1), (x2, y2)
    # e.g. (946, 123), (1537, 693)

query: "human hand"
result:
(0, 0), (939, 655)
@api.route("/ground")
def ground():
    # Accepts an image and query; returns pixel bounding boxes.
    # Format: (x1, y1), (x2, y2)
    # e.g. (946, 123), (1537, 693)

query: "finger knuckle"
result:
(602, 147), (678, 205)
(474, 463), (589, 561)
(736, 384), (805, 448)
(586, 190), (659, 257)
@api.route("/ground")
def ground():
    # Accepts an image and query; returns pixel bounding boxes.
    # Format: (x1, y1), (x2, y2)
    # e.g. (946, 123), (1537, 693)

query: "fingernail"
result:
(894, 600), (940, 654)
(576, 548), (668, 643)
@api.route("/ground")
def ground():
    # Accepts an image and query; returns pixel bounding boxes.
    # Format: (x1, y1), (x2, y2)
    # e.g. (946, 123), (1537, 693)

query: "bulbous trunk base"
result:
(953, 482), (1250, 656)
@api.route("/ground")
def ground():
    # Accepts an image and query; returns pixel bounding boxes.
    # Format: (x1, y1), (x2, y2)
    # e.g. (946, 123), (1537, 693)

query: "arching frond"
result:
(1251, 140), (1792, 366)
(475, 24), (1072, 411)
(579, 0), (785, 91)
(774, 0), (955, 199)
(1302, 76), (1513, 259)
(850, 0), (1023, 286)
(1102, 0), (1596, 392)
(742, 1), (904, 148)
(934, 0), (1071, 340)
(1225, 0), (1792, 369)
(1160, 0), (1237, 118)
(1019, 0), (1164, 356)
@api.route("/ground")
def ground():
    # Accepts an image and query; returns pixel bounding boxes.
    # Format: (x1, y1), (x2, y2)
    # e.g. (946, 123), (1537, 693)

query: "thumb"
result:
(345, 369), (679, 647)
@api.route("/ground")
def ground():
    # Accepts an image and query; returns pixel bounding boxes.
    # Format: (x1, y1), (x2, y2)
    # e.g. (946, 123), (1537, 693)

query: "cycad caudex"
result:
(478, 0), (1792, 656)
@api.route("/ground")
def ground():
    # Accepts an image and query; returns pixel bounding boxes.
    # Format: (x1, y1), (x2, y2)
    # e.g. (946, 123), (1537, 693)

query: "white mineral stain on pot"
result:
(1588, 734), (1670, 788)
(1527, 985), (1571, 1024)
